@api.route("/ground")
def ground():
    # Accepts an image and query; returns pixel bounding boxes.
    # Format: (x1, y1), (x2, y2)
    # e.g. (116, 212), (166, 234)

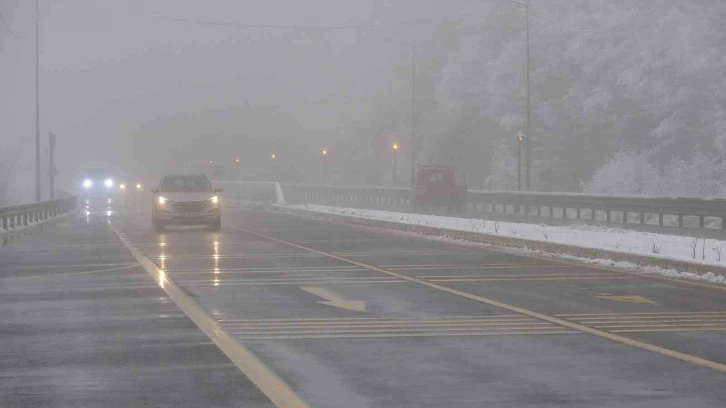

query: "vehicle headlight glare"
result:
(158, 196), (168, 205)
(209, 195), (218, 204)
(83, 179), (93, 189)
(105, 178), (114, 188)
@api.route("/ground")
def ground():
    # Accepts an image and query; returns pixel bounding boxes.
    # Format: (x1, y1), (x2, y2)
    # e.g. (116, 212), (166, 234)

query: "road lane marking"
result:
(179, 279), (405, 287)
(555, 311), (726, 317)
(2, 262), (138, 270)
(222, 315), (576, 339)
(594, 294), (656, 304)
(0, 263), (141, 281)
(226, 321), (552, 329)
(479, 243), (726, 292)
(148, 253), (321, 259)
(230, 326), (570, 336)
(175, 276), (398, 283)
(388, 264), (580, 270)
(222, 317), (536, 325)
(611, 327), (726, 333)
(300, 286), (367, 312)
(111, 227), (311, 408)
(218, 315), (523, 322)
(234, 226), (726, 372)
(167, 266), (365, 273)
(419, 273), (608, 278)
(571, 315), (726, 322)
(593, 322), (726, 329)
(305, 212), (726, 292)
(234, 330), (580, 340)
(333, 251), (490, 257)
(426, 276), (631, 282)
(229, 324), (557, 334)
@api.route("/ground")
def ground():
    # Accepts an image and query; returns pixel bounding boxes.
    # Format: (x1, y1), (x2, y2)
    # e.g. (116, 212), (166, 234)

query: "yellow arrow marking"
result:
(300, 286), (366, 312)
(595, 293), (656, 304)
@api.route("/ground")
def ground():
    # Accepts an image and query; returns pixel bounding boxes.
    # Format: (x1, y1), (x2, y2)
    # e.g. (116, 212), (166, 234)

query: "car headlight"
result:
(208, 195), (219, 205)
(158, 196), (168, 205)
(105, 178), (114, 188)
(83, 179), (93, 189)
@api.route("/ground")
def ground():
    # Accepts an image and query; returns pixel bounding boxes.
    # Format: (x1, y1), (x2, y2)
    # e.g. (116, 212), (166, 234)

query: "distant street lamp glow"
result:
(321, 149), (328, 156)
(136, 183), (142, 190)
(120, 184), (126, 190)
(393, 143), (399, 151)
(235, 158), (240, 163)
(271, 154), (276, 159)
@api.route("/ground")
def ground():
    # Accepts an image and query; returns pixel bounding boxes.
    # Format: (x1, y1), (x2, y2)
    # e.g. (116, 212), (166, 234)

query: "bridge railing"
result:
(0, 194), (77, 232)
(279, 185), (726, 237)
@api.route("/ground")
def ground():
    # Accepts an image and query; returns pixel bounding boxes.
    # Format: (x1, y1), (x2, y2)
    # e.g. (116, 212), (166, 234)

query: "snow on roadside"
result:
(287, 204), (726, 285)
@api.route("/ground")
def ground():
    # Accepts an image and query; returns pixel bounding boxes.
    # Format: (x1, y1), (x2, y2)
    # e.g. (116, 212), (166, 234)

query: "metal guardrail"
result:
(280, 185), (726, 237)
(0, 195), (77, 232)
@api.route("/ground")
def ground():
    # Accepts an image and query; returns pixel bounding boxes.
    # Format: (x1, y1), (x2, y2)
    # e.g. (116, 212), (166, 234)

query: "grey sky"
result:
(2, 0), (453, 191)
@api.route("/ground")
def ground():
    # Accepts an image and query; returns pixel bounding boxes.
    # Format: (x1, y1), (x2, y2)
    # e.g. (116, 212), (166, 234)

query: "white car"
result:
(151, 175), (222, 232)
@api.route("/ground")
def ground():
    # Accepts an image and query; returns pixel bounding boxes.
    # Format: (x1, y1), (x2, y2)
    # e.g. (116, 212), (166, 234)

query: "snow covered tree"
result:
(484, 139), (518, 190)
(582, 150), (660, 195)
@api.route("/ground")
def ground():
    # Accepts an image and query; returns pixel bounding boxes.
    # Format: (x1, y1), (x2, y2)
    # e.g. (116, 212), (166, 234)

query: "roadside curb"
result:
(278, 206), (726, 278)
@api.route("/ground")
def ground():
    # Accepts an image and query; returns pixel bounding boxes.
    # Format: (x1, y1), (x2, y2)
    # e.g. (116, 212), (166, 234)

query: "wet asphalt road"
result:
(3, 199), (726, 407)
(0, 210), (273, 408)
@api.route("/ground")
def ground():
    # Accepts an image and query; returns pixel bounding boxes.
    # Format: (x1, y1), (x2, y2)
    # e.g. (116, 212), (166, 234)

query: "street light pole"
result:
(524, 1), (531, 191)
(392, 143), (399, 186)
(500, 0), (531, 191)
(35, 0), (41, 202)
(321, 149), (328, 185)
(411, 47), (416, 187)
(49, 132), (55, 199)
(385, 37), (417, 186)
(517, 131), (524, 191)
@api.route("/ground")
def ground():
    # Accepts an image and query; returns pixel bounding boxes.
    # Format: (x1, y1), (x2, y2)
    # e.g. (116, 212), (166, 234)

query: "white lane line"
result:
(222, 318), (540, 328)
(110, 226), (311, 408)
(166, 266), (364, 273)
(179, 279), (406, 287)
(555, 311), (726, 317)
(2, 262), (138, 270)
(0, 263), (141, 281)
(148, 254), (321, 260)
(384, 264), (578, 270)
(236, 330), (580, 340)
(217, 315), (523, 323)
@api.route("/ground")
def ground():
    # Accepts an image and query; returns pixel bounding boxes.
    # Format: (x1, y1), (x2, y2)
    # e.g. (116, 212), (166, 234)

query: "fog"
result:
(2, 0), (725, 204)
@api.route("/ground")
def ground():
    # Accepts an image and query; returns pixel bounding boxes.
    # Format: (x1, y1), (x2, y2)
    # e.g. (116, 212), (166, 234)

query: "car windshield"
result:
(161, 176), (211, 192)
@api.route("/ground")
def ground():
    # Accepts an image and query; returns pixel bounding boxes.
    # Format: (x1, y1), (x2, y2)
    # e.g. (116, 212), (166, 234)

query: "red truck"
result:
(412, 166), (468, 213)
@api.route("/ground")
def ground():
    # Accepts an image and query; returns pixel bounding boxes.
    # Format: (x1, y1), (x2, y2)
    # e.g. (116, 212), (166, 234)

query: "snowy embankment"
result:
(286, 204), (726, 285)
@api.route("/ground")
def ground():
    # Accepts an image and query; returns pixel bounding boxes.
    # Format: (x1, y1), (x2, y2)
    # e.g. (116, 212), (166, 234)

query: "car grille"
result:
(173, 201), (206, 212)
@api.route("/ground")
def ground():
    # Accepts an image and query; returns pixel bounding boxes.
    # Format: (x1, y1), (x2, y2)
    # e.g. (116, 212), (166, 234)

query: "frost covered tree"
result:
(408, 0), (726, 193)
(484, 140), (518, 190)
(582, 150), (660, 195)
(659, 153), (726, 197)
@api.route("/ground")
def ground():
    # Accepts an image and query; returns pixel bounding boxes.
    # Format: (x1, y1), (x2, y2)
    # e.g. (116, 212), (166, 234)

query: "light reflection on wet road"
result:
(3, 197), (726, 407)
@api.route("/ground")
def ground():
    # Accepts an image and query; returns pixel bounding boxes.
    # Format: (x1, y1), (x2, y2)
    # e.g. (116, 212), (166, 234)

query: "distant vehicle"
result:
(412, 166), (468, 213)
(78, 162), (118, 199)
(151, 174), (222, 232)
